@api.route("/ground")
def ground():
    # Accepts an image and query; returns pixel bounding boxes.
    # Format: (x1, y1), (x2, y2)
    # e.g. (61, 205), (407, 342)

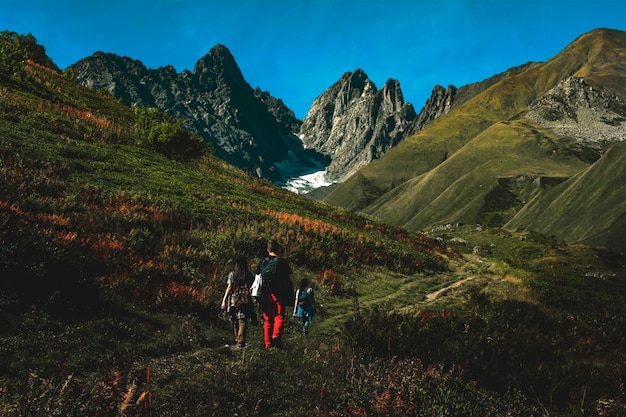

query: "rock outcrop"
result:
(526, 76), (626, 162)
(409, 84), (457, 135)
(299, 70), (417, 182)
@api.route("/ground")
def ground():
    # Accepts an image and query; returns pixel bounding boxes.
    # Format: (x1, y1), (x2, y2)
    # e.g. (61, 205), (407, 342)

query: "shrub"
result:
(134, 107), (206, 159)
(0, 30), (57, 80)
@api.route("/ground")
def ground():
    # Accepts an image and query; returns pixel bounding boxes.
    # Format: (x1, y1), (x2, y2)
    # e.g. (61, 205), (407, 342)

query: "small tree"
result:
(0, 31), (57, 80)
(134, 107), (207, 159)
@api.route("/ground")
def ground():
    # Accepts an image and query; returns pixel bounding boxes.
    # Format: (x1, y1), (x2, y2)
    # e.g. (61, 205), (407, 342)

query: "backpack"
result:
(232, 283), (252, 309)
(258, 256), (294, 305)
(259, 256), (281, 293)
(298, 287), (312, 309)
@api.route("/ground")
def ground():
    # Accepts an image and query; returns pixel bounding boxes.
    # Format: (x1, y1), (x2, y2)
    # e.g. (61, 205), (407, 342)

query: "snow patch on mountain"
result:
(283, 170), (334, 194)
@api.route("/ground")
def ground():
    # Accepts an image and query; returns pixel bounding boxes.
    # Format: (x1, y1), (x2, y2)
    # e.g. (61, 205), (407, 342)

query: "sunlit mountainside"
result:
(326, 28), (626, 251)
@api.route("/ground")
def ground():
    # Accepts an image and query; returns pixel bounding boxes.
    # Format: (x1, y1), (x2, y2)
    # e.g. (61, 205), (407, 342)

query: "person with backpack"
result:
(256, 239), (293, 349)
(293, 278), (316, 335)
(221, 254), (255, 350)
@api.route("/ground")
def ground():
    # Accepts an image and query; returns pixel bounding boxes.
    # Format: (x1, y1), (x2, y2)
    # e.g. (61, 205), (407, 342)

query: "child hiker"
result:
(293, 278), (316, 335)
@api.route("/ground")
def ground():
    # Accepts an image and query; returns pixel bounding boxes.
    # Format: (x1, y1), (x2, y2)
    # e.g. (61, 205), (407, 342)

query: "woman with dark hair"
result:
(221, 254), (254, 349)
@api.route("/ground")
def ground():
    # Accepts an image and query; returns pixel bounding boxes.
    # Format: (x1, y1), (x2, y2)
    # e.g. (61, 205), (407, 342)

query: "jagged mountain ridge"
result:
(325, 28), (626, 250)
(299, 61), (547, 186)
(69, 45), (464, 189)
(70, 48), (431, 187)
(298, 69), (417, 182)
(69, 42), (473, 189)
(69, 45), (326, 183)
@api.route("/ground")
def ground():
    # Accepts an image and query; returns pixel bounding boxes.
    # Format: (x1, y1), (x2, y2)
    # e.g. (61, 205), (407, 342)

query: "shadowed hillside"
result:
(505, 138), (626, 246)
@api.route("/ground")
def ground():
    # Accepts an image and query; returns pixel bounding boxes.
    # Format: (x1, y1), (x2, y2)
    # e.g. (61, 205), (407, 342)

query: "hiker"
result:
(293, 278), (316, 335)
(256, 239), (293, 349)
(221, 254), (255, 350)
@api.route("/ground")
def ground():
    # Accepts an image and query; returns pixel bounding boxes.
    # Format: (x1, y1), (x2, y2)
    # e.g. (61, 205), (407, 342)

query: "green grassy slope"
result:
(505, 139), (626, 249)
(568, 28), (626, 99)
(325, 28), (626, 237)
(364, 120), (588, 230)
(323, 51), (551, 212)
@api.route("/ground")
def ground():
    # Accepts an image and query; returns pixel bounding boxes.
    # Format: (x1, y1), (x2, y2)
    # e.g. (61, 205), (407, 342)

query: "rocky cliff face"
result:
(69, 46), (325, 183)
(298, 68), (517, 184)
(299, 70), (417, 182)
(526, 76), (626, 162)
(68, 48), (462, 189)
(408, 84), (457, 135)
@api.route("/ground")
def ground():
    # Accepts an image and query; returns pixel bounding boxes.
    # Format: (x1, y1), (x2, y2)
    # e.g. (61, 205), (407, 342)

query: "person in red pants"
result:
(256, 239), (293, 349)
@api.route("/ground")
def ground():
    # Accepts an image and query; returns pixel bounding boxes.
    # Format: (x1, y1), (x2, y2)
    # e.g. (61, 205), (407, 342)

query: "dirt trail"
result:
(424, 276), (474, 302)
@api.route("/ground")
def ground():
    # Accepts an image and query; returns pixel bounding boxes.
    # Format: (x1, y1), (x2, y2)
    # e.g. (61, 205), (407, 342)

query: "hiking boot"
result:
(271, 336), (283, 349)
(303, 326), (308, 335)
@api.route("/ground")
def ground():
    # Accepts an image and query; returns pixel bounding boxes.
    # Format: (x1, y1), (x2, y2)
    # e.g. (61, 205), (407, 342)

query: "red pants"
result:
(261, 293), (285, 348)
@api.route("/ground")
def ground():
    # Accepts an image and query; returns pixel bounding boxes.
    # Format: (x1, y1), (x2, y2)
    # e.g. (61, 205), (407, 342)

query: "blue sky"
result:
(2, 0), (625, 119)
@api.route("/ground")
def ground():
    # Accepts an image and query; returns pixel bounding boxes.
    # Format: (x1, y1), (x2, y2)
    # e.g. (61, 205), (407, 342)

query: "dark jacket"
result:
(257, 256), (294, 306)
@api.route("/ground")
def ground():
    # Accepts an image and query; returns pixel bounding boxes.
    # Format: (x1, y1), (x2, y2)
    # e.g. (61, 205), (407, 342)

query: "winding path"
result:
(424, 276), (474, 302)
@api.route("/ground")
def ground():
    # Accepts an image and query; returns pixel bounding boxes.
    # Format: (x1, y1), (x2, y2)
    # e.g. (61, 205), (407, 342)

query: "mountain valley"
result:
(325, 28), (626, 251)
(67, 29), (626, 254)
(1, 28), (625, 416)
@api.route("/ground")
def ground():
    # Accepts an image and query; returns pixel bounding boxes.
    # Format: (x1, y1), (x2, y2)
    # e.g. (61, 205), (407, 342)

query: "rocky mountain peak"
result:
(193, 44), (244, 89)
(407, 84), (457, 135)
(344, 68), (368, 86)
(326, 69), (377, 114)
(299, 69), (417, 182)
(380, 78), (406, 113)
(69, 46), (326, 184)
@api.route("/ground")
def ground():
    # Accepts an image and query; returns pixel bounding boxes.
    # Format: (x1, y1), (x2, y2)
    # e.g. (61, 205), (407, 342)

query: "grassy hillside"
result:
(0, 37), (444, 273)
(325, 29), (626, 247)
(364, 120), (588, 229)
(505, 139), (626, 248)
(1, 32), (625, 416)
(566, 28), (626, 99)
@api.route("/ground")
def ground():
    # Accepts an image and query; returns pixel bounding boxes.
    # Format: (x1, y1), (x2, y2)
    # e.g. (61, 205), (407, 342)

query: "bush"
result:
(342, 292), (626, 415)
(134, 107), (206, 159)
(0, 30), (57, 80)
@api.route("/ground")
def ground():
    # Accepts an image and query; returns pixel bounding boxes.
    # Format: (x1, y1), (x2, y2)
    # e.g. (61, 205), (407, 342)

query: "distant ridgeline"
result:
(68, 45), (450, 192)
